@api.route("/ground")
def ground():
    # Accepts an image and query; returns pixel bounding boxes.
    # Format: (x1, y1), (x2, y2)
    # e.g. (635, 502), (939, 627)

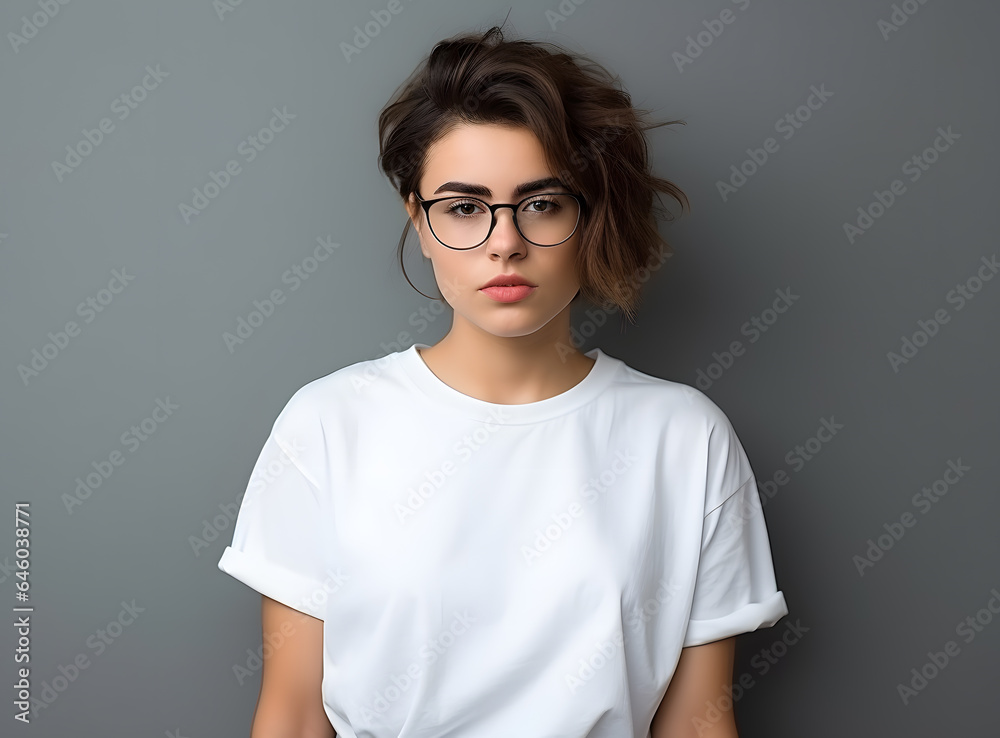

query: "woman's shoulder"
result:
(609, 355), (733, 430)
(271, 350), (409, 430)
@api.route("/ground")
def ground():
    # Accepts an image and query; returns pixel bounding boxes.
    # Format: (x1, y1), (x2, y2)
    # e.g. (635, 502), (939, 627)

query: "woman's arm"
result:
(650, 637), (738, 738)
(251, 596), (335, 738)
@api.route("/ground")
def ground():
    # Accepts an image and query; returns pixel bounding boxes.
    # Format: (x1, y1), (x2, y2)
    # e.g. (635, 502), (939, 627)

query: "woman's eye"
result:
(449, 201), (482, 216)
(525, 199), (559, 213)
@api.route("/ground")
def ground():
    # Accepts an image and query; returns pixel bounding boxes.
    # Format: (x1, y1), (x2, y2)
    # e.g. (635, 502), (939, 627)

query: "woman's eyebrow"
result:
(432, 177), (569, 198)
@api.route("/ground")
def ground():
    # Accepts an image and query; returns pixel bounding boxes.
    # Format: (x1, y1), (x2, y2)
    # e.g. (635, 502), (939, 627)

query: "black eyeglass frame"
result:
(413, 190), (587, 250)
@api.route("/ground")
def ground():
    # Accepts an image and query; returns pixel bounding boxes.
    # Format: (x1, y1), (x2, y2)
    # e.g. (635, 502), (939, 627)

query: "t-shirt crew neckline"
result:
(398, 342), (620, 424)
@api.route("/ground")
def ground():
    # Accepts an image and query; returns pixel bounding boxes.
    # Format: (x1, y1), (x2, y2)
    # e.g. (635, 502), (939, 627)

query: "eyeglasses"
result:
(413, 191), (585, 250)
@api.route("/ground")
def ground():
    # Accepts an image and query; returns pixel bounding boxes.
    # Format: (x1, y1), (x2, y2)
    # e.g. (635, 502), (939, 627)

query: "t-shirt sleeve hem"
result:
(218, 546), (326, 620)
(682, 591), (788, 647)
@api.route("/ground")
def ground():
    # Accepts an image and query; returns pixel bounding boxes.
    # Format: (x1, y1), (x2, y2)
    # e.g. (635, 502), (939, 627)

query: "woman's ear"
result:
(403, 193), (419, 226)
(403, 195), (431, 260)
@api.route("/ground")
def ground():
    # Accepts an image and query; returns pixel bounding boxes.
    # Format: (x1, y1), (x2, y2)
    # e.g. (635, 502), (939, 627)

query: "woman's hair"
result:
(377, 22), (689, 324)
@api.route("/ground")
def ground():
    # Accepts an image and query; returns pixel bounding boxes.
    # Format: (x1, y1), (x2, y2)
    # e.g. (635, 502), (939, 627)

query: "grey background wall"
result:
(1, 0), (997, 735)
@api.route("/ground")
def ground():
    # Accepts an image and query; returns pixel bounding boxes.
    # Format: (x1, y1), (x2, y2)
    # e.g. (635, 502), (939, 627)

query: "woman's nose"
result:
(486, 207), (528, 254)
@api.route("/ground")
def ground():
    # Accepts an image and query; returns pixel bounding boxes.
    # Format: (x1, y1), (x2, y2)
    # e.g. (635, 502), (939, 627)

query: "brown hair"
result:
(377, 22), (689, 324)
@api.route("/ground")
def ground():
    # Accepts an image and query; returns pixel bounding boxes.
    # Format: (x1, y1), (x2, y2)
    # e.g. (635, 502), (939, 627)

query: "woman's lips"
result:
(479, 285), (537, 303)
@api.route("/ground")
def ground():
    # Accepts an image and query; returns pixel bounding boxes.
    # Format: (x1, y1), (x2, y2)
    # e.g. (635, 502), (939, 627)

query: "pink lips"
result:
(479, 285), (537, 303)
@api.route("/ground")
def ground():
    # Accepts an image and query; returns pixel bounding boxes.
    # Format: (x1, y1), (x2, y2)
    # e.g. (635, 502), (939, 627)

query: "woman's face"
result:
(405, 123), (583, 340)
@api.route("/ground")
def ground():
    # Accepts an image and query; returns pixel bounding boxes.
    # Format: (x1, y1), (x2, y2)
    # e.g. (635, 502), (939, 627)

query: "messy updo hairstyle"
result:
(377, 21), (689, 324)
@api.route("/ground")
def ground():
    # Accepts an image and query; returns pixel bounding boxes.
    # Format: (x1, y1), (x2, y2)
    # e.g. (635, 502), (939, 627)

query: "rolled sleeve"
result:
(684, 477), (788, 646)
(218, 431), (330, 620)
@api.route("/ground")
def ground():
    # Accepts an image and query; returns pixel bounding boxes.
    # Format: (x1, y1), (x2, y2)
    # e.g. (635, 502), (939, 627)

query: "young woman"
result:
(218, 23), (787, 738)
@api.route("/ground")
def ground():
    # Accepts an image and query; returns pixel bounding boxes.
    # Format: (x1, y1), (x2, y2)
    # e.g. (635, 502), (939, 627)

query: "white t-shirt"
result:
(218, 342), (788, 737)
